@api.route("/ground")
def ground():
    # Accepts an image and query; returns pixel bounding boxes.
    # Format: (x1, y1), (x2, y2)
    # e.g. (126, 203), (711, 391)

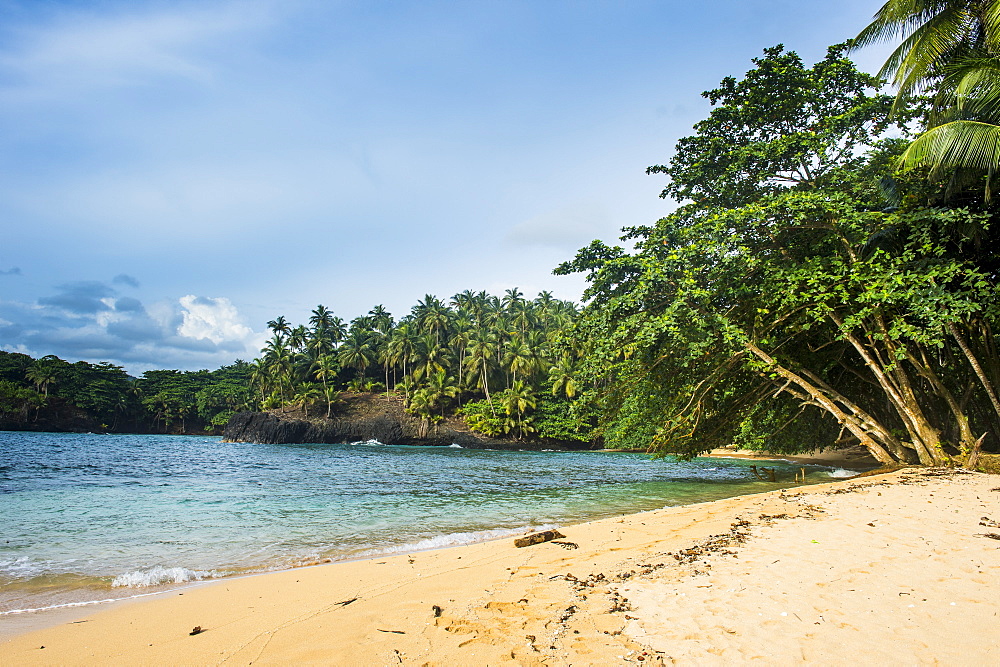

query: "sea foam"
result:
(111, 565), (218, 588)
(826, 468), (859, 478)
(354, 524), (558, 559)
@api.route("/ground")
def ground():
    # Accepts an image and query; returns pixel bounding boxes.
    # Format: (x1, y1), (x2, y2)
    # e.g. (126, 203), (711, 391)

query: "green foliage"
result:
(532, 394), (599, 442)
(561, 43), (1000, 465)
(459, 398), (506, 437)
(0, 379), (42, 421)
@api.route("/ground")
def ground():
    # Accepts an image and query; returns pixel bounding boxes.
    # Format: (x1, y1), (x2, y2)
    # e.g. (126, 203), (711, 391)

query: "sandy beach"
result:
(2, 467), (998, 665)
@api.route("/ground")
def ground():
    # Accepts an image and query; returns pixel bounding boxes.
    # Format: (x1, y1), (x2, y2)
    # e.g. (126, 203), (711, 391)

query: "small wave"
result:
(354, 524), (559, 559)
(111, 565), (219, 588)
(449, 443), (463, 448)
(0, 589), (171, 616)
(826, 468), (858, 478)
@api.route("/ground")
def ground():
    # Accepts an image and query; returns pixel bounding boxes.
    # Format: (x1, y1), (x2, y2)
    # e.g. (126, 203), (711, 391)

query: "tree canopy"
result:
(559, 43), (1000, 465)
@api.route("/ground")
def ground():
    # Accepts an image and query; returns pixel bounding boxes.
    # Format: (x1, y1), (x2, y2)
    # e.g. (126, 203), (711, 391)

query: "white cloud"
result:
(177, 295), (256, 346)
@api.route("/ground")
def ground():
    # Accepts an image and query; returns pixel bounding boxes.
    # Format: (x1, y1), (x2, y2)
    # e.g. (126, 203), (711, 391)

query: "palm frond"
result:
(898, 119), (1000, 174)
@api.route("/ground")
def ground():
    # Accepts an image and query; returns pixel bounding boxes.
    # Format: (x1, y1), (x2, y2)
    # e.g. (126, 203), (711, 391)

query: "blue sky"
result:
(0, 0), (891, 373)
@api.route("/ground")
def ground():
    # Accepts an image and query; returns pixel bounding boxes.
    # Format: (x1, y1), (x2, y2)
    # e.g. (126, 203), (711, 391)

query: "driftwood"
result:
(514, 529), (565, 548)
(750, 465), (776, 482)
(967, 433), (988, 470)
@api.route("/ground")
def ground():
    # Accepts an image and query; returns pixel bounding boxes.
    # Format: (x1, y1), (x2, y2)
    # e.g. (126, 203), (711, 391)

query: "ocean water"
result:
(0, 431), (857, 616)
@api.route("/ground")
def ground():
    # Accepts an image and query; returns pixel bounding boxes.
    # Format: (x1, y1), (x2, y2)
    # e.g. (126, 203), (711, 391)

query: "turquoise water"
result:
(0, 431), (858, 615)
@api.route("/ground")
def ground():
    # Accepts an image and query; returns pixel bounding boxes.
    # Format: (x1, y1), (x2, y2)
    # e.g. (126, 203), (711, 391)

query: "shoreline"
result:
(0, 450), (875, 641)
(0, 451), (863, 635)
(3, 467), (997, 664)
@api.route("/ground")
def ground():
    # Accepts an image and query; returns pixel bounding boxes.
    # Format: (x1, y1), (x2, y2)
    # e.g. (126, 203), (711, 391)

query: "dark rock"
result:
(222, 393), (598, 451)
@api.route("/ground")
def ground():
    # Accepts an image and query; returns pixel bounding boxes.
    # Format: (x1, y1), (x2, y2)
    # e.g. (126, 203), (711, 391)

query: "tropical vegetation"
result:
(0, 351), (252, 433)
(558, 37), (1000, 465)
(250, 291), (596, 442)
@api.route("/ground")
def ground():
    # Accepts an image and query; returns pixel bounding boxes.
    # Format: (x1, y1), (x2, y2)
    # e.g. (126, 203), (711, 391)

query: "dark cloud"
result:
(112, 274), (140, 288)
(0, 288), (262, 373)
(38, 281), (116, 314)
(0, 266), (21, 276)
(114, 297), (145, 313)
(106, 316), (163, 342)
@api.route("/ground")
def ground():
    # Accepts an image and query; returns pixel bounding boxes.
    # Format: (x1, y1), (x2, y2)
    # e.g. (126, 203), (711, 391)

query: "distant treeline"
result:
(0, 351), (252, 433)
(252, 290), (598, 442)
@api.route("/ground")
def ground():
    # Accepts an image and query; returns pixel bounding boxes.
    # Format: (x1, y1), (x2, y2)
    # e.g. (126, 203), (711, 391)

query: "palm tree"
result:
(549, 355), (579, 398)
(854, 0), (1000, 174)
(464, 329), (499, 415)
(288, 325), (309, 358)
(266, 316), (291, 341)
(291, 384), (322, 416)
(338, 331), (374, 385)
(424, 369), (459, 419)
(368, 305), (394, 399)
(411, 333), (449, 383)
(414, 295), (451, 346)
(308, 305), (337, 360)
(854, 1), (1000, 100)
(387, 322), (419, 399)
(502, 380), (537, 439)
(262, 335), (294, 407)
(313, 354), (340, 417)
(25, 358), (59, 399)
(503, 336), (535, 389)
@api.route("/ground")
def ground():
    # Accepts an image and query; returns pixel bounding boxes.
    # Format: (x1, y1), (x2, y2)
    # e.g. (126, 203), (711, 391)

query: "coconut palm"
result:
(414, 295), (451, 346)
(855, 0), (1000, 174)
(313, 354), (340, 417)
(464, 329), (499, 415)
(503, 336), (535, 389)
(25, 358), (59, 399)
(411, 333), (449, 383)
(338, 331), (374, 384)
(502, 380), (537, 439)
(854, 1), (1000, 100)
(424, 369), (460, 418)
(266, 316), (291, 341)
(549, 355), (580, 399)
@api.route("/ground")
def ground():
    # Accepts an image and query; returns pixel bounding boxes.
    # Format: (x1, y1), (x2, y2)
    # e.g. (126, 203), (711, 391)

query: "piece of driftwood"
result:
(750, 465), (776, 482)
(967, 433), (987, 469)
(514, 529), (565, 548)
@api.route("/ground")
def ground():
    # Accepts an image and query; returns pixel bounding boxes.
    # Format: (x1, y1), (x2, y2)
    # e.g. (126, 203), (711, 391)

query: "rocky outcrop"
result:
(222, 393), (597, 451)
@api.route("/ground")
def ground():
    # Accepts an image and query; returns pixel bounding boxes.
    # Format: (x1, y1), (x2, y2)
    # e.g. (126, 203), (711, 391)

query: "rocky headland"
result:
(223, 392), (598, 450)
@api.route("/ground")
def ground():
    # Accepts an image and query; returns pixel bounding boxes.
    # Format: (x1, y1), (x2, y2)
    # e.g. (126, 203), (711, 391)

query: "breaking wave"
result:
(111, 565), (221, 588)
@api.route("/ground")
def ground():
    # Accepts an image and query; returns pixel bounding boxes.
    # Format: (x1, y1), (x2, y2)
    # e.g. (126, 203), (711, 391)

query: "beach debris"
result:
(189, 626), (205, 636)
(751, 465), (777, 482)
(980, 517), (1000, 528)
(976, 533), (1000, 540)
(608, 591), (632, 613)
(432, 604), (443, 617)
(551, 540), (579, 549)
(377, 628), (406, 634)
(558, 604), (578, 622)
(514, 529), (565, 548)
(334, 597), (359, 606)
